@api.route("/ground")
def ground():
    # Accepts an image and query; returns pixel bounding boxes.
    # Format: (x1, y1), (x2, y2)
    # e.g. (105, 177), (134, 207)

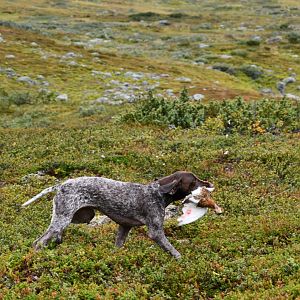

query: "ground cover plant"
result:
(0, 0), (300, 299)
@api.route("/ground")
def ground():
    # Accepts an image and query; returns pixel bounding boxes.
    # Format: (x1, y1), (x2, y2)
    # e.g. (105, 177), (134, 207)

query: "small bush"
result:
(212, 63), (236, 75)
(78, 105), (104, 117)
(239, 65), (263, 80)
(246, 37), (261, 46)
(287, 32), (300, 44)
(129, 12), (161, 21)
(231, 49), (248, 57)
(8, 92), (32, 105)
(122, 90), (300, 134)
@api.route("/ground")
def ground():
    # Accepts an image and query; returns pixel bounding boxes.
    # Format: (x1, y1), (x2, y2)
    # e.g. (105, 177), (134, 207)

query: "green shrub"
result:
(246, 38), (261, 46)
(8, 92), (32, 105)
(212, 63), (236, 75)
(122, 90), (300, 134)
(129, 12), (161, 21)
(78, 105), (104, 117)
(231, 49), (248, 57)
(239, 64), (263, 80)
(287, 32), (300, 44)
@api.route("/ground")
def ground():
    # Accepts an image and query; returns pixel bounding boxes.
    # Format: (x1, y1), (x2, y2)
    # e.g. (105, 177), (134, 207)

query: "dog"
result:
(22, 171), (222, 258)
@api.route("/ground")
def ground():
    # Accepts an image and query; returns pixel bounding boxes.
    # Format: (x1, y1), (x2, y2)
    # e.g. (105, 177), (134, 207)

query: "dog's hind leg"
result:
(33, 203), (74, 250)
(115, 225), (132, 248)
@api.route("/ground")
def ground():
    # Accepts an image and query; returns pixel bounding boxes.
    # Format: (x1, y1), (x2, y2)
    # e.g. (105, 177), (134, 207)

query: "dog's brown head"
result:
(158, 171), (214, 201)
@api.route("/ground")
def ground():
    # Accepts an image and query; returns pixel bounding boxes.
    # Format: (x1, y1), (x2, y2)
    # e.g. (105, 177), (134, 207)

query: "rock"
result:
(166, 89), (174, 96)
(110, 79), (120, 85)
(266, 36), (283, 44)
(67, 60), (79, 67)
(0, 35), (4, 43)
(219, 54), (232, 59)
(193, 93), (205, 101)
(89, 215), (112, 226)
(5, 54), (15, 59)
(260, 88), (273, 95)
(56, 94), (68, 101)
(92, 70), (112, 78)
(277, 76), (296, 95)
(285, 93), (300, 101)
(30, 42), (38, 47)
(62, 52), (80, 59)
(124, 71), (144, 80)
(165, 205), (179, 220)
(87, 38), (111, 47)
(199, 43), (210, 48)
(283, 77), (296, 85)
(17, 76), (36, 85)
(158, 20), (170, 26)
(277, 81), (285, 95)
(176, 77), (192, 83)
(0, 67), (17, 78)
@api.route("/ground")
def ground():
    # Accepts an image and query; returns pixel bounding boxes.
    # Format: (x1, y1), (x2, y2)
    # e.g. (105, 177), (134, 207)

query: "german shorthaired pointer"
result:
(22, 171), (218, 258)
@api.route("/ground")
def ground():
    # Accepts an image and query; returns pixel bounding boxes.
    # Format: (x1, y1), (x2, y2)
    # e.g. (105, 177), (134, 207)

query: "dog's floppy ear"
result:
(159, 179), (180, 195)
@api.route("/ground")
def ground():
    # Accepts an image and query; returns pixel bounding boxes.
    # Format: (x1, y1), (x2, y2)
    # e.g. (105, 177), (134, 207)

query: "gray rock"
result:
(219, 54), (232, 59)
(67, 60), (79, 67)
(266, 36), (283, 44)
(277, 76), (297, 95)
(260, 88), (273, 95)
(0, 67), (17, 78)
(92, 70), (112, 78)
(166, 89), (174, 96)
(56, 94), (68, 101)
(193, 93), (205, 101)
(283, 77), (296, 85)
(285, 93), (300, 101)
(158, 20), (170, 26)
(62, 52), (81, 59)
(176, 77), (192, 83)
(199, 43), (210, 49)
(17, 76), (36, 85)
(5, 54), (15, 59)
(124, 71), (144, 80)
(164, 205), (179, 220)
(277, 81), (285, 95)
(0, 35), (4, 43)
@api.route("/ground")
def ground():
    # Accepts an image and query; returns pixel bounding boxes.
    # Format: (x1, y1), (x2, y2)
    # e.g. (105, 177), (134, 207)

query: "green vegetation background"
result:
(0, 0), (299, 299)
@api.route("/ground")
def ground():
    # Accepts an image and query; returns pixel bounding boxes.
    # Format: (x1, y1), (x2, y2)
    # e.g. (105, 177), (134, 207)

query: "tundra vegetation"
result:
(0, 0), (299, 299)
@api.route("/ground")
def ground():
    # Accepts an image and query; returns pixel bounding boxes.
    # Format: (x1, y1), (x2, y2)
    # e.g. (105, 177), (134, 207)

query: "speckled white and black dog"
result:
(22, 171), (216, 258)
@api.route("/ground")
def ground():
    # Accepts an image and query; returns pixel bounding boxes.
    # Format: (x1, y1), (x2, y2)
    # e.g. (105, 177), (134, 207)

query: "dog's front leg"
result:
(147, 217), (181, 259)
(115, 225), (132, 248)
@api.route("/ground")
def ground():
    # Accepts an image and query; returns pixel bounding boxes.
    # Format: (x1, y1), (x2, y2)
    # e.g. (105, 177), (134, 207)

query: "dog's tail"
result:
(22, 185), (60, 207)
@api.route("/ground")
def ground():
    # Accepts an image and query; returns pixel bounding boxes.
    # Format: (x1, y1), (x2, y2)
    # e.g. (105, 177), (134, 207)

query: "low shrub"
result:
(122, 90), (300, 134)
(245, 38), (261, 46)
(129, 12), (161, 21)
(78, 105), (104, 117)
(239, 64), (264, 80)
(231, 49), (248, 57)
(287, 32), (300, 44)
(212, 63), (236, 75)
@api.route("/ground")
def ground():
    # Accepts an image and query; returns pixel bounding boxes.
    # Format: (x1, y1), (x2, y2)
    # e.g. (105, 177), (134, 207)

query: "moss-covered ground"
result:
(0, 0), (299, 299)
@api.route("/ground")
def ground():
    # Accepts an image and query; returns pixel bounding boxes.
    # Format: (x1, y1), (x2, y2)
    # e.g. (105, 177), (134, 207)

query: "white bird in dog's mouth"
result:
(178, 186), (223, 226)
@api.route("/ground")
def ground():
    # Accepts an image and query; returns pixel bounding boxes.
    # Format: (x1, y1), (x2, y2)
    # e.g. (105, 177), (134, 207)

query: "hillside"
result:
(0, 0), (299, 299)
